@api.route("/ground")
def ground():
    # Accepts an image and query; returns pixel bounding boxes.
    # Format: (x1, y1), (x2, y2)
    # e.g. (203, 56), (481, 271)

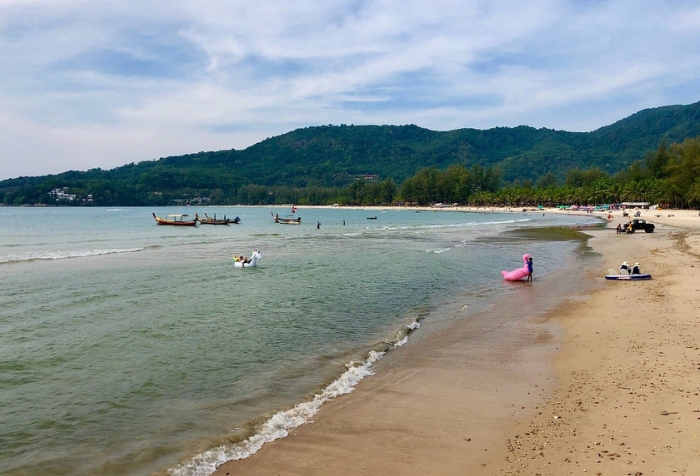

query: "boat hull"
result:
(195, 213), (240, 225)
(153, 213), (197, 226)
(274, 218), (301, 224)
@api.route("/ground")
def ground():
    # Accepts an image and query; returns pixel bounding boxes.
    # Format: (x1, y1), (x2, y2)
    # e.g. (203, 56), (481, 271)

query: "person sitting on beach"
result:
(619, 261), (630, 274)
(631, 262), (642, 275)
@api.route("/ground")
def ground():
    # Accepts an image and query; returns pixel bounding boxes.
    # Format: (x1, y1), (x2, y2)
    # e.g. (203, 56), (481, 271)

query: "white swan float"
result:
(233, 250), (262, 268)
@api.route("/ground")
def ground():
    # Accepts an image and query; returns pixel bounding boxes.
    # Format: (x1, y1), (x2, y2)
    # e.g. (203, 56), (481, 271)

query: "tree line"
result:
(399, 137), (700, 208)
(2, 136), (700, 209)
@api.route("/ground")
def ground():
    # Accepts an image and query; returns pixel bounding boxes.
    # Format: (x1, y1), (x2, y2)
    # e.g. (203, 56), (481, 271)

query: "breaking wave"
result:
(0, 248), (145, 264)
(168, 320), (421, 476)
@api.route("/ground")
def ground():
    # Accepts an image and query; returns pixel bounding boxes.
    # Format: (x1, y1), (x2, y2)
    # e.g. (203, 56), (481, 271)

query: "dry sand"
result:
(213, 208), (700, 476)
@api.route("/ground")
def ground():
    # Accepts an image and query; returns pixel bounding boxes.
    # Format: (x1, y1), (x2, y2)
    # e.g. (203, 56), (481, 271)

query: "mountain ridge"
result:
(2, 100), (699, 205)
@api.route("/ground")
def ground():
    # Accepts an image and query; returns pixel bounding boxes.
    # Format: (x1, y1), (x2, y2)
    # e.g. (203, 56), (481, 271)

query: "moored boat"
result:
(272, 213), (301, 224)
(195, 213), (240, 225)
(152, 213), (198, 226)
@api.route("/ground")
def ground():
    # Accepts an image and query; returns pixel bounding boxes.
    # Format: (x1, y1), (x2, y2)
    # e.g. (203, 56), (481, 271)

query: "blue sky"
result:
(1, 0), (700, 179)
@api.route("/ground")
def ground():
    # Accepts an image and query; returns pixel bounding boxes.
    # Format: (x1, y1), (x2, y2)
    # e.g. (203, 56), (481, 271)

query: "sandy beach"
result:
(212, 208), (700, 476)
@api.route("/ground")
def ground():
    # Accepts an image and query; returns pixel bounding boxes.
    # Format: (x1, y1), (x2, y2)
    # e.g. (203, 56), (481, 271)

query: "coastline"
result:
(208, 208), (700, 475)
(495, 211), (700, 475)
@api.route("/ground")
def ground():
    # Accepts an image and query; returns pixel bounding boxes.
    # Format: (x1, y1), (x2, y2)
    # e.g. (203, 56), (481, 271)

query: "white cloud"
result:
(1, 0), (700, 179)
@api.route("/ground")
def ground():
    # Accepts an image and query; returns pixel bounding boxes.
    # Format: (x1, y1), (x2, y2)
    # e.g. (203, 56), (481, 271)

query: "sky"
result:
(1, 1), (700, 180)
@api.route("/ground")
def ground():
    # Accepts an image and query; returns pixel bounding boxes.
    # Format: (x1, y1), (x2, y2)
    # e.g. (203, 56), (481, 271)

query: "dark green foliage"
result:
(564, 168), (608, 188)
(3, 101), (700, 207)
(535, 172), (558, 189)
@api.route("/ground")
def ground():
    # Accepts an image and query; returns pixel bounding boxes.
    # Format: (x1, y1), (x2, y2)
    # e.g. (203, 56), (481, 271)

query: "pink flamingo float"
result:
(501, 253), (531, 281)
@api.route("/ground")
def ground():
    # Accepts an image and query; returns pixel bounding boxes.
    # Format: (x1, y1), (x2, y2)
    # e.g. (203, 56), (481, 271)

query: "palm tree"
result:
(622, 181), (644, 202)
(685, 180), (700, 208)
(607, 182), (623, 205)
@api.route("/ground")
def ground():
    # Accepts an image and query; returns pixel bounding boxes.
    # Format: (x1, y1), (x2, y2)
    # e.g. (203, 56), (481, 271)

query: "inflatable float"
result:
(501, 253), (531, 281)
(605, 263), (650, 280)
(604, 273), (651, 280)
(233, 250), (262, 268)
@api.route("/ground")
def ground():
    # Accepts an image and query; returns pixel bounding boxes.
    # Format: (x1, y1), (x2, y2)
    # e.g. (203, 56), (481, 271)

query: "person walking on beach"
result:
(526, 256), (534, 282)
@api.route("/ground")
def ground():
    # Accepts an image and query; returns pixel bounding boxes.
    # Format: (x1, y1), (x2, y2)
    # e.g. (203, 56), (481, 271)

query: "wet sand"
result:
(498, 211), (700, 475)
(213, 209), (700, 476)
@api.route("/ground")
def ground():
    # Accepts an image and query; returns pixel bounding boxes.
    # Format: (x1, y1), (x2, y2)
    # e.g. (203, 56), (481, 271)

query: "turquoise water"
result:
(0, 207), (600, 475)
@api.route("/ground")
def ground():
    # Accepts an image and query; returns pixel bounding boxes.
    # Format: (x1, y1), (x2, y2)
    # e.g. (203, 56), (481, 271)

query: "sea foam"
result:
(168, 320), (421, 476)
(0, 248), (144, 264)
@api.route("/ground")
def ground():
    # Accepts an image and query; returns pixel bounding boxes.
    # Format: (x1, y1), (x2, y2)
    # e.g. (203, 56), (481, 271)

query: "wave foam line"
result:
(436, 218), (532, 228)
(0, 248), (144, 264)
(169, 320), (421, 476)
(427, 247), (451, 254)
(381, 218), (531, 231)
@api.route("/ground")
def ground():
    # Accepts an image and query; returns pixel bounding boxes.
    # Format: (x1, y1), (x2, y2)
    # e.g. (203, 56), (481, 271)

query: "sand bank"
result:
(212, 210), (700, 476)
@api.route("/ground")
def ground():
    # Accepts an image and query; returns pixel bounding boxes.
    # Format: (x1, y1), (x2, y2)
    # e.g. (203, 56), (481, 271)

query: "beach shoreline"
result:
(494, 214), (700, 475)
(274, 203), (700, 230)
(208, 208), (700, 476)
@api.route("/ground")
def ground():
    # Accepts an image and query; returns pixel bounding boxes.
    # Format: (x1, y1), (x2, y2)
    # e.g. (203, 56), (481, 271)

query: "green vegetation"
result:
(395, 137), (700, 209)
(2, 101), (700, 208)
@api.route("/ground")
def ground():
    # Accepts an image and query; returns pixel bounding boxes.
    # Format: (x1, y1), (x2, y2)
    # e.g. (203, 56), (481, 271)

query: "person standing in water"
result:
(526, 256), (534, 282)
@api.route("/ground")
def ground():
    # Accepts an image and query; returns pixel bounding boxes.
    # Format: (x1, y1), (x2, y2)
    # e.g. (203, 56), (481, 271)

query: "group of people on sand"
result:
(619, 261), (643, 275)
(616, 222), (636, 234)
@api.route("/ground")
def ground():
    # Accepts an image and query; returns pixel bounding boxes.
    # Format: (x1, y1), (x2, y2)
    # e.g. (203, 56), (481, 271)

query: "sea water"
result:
(0, 207), (601, 475)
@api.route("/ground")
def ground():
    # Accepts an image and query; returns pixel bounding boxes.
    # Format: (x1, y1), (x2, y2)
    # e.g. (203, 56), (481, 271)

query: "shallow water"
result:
(0, 207), (601, 475)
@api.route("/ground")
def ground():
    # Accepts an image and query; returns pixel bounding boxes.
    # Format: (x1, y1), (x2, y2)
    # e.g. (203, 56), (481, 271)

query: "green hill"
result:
(2, 100), (700, 206)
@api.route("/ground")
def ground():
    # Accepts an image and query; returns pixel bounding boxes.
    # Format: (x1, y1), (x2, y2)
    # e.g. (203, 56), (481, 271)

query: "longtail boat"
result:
(152, 212), (198, 226)
(195, 213), (241, 225)
(272, 213), (301, 224)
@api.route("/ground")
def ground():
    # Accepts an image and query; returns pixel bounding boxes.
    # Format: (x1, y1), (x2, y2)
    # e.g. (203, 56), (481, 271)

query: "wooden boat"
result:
(273, 213), (301, 224)
(152, 212), (198, 226)
(195, 213), (240, 225)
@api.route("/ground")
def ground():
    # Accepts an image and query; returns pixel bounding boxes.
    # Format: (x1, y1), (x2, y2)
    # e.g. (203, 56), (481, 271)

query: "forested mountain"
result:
(2, 100), (700, 206)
